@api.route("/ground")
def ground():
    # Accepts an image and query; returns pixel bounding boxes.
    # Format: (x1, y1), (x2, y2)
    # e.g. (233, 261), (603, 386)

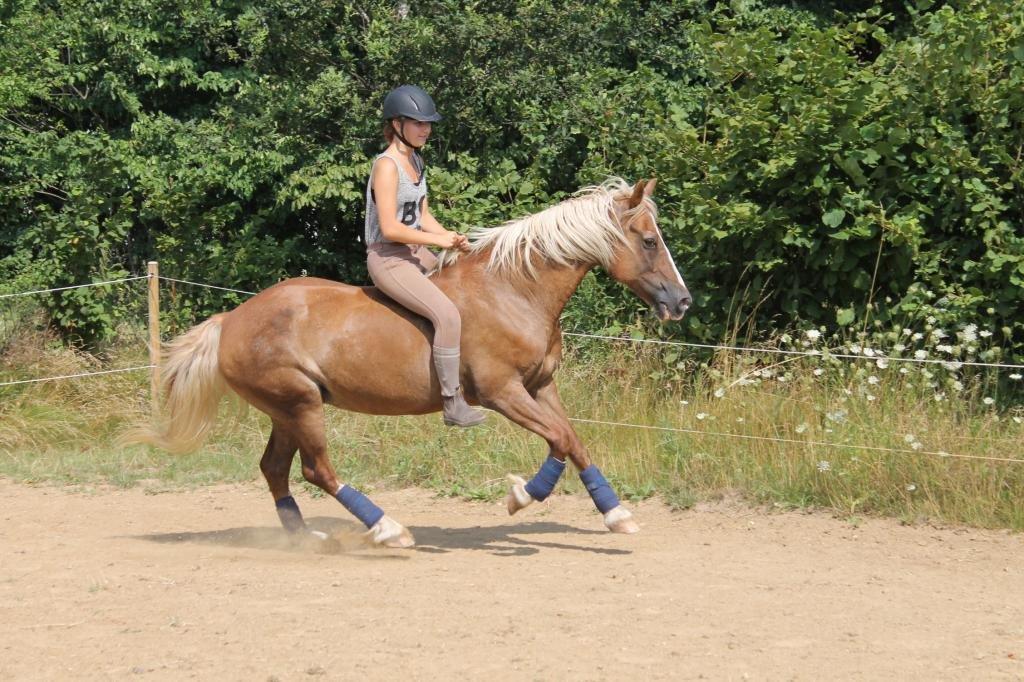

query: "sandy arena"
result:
(0, 479), (1021, 680)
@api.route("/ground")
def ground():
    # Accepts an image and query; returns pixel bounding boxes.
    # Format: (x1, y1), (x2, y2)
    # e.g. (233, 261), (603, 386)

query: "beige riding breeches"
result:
(366, 242), (461, 349)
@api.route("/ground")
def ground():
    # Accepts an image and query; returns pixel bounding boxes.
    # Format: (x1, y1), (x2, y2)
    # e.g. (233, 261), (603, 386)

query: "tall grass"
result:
(2, 323), (1022, 529)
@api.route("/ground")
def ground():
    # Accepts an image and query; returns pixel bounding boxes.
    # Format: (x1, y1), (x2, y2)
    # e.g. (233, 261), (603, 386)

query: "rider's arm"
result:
(372, 160), (455, 248)
(420, 198), (468, 250)
(419, 199), (446, 234)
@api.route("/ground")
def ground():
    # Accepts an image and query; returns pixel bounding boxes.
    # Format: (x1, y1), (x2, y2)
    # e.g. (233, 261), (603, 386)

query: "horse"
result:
(130, 177), (691, 547)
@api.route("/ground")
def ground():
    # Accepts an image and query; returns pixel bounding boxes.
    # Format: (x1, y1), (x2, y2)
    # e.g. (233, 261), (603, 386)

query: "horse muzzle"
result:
(652, 285), (692, 322)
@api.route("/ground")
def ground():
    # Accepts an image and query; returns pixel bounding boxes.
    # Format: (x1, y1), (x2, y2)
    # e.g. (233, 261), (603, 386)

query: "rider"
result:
(364, 84), (486, 428)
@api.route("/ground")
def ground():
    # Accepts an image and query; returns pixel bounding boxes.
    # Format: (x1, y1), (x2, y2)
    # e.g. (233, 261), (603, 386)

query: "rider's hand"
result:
(433, 232), (460, 249)
(453, 233), (471, 252)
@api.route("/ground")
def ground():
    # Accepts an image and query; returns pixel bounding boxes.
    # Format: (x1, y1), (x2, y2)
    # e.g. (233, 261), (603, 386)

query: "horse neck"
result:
(523, 259), (593, 323)
(442, 249), (592, 327)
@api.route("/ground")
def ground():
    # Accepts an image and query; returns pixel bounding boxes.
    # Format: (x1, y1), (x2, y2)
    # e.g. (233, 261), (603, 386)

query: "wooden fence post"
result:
(147, 261), (160, 415)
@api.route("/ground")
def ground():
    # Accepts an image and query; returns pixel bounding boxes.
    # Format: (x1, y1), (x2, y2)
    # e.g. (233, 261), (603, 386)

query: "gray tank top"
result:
(364, 152), (428, 246)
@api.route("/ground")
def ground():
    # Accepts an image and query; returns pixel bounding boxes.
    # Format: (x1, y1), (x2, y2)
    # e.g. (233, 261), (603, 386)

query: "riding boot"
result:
(433, 346), (486, 427)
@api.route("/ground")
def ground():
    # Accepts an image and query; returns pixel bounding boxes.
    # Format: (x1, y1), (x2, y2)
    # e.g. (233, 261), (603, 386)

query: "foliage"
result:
(1, 0), (1022, 361)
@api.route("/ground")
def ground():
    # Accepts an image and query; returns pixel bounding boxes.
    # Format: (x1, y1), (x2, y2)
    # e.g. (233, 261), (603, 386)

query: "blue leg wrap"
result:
(336, 485), (385, 529)
(524, 455), (566, 501)
(274, 495), (306, 533)
(579, 465), (620, 514)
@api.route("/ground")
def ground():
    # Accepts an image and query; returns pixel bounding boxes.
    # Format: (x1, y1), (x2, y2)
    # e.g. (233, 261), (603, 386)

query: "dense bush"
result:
(1, 0), (1021, 361)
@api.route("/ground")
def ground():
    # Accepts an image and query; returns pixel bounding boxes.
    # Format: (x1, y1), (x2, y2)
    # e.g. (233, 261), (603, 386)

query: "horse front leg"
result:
(484, 381), (639, 534)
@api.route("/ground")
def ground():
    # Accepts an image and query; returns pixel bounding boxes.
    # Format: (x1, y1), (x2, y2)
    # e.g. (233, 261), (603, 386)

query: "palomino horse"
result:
(133, 177), (691, 547)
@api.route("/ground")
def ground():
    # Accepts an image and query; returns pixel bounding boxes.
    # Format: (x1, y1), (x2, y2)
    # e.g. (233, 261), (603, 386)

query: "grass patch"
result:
(1, 327), (1022, 529)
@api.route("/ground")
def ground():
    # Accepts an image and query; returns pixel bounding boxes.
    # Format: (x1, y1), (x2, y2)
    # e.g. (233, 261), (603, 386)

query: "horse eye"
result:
(642, 236), (657, 250)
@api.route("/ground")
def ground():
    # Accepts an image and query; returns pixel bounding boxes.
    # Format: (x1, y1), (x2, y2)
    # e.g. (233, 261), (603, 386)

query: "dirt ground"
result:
(1, 480), (1022, 681)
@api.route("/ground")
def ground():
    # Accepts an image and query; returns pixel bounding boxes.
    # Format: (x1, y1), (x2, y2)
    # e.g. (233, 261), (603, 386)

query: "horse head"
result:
(605, 179), (692, 321)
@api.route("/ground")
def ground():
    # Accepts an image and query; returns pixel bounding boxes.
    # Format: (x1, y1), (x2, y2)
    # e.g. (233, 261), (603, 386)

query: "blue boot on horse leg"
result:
(262, 418), (414, 548)
(507, 454), (639, 533)
(335, 483), (414, 548)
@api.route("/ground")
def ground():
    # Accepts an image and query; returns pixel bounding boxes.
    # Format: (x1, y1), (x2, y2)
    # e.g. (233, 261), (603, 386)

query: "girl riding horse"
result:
(365, 85), (485, 429)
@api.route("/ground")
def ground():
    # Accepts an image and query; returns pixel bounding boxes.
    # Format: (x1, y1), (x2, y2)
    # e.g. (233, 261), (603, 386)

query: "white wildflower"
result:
(893, 343), (905, 352)
(876, 358), (889, 369)
(936, 344), (953, 353)
(912, 332), (924, 341)
(906, 484), (917, 492)
(942, 361), (963, 371)
(795, 423), (808, 434)
(904, 434), (916, 443)
(979, 330), (992, 338)
(914, 350), (927, 360)
(813, 368), (825, 376)
(778, 375), (789, 383)
(1013, 416), (1022, 424)
(805, 329), (821, 342)
(696, 412), (708, 420)
(817, 461), (831, 472)
(983, 397), (995, 406)
(863, 347), (876, 357)
(911, 441), (922, 451)
(850, 344), (862, 354)
(934, 392), (946, 402)
(826, 409), (848, 423)
(933, 329), (947, 340)
(736, 417), (745, 423)
(680, 400), (689, 406)
(866, 394), (876, 401)
(714, 388), (725, 398)
(902, 328), (912, 336)
(962, 324), (977, 342)
(1010, 373), (1022, 381)
(952, 380), (963, 392)
(867, 375), (879, 385)
(899, 367), (909, 374)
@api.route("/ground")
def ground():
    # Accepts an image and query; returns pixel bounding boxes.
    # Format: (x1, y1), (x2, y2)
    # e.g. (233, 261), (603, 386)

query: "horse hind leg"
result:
(260, 424), (330, 539)
(289, 402), (415, 549)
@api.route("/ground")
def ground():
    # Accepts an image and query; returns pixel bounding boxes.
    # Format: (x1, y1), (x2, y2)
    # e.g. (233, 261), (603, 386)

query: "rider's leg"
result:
(367, 245), (485, 427)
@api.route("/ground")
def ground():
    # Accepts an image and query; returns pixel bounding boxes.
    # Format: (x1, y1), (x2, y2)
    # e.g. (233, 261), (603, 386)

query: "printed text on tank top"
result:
(364, 151), (428, 245)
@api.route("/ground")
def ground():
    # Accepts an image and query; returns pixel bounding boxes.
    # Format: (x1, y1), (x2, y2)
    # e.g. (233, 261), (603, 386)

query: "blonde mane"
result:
(437, 177), (656, 278)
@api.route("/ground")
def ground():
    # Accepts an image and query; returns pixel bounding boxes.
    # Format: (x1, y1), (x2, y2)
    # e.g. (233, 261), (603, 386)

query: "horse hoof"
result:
(506, 474), (534, 516)
(604, 506), (640, 534)
(366, 515), (415, 548)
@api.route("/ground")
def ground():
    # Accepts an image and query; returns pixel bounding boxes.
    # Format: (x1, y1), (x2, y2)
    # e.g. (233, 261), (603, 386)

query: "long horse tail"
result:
(123, 314), (230, 454)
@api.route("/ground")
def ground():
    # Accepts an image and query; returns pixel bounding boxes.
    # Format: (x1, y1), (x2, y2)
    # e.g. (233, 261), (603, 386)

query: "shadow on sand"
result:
(131, 517), (630, 558)
(410, 521), (631, 557)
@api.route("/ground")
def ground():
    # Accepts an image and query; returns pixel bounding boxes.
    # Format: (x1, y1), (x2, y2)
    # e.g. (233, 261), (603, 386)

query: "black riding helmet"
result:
(382, 84), (442, 122)
(382, 85), (441, 154)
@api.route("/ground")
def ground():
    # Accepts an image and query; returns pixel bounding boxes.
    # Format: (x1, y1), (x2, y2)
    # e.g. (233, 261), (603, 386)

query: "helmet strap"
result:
(394, 119), (423, 151)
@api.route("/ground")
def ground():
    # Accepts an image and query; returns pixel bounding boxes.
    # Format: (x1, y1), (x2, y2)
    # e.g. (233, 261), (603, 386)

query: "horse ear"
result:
(628, 179), (647, 208)
(644, 177), (657, 197)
